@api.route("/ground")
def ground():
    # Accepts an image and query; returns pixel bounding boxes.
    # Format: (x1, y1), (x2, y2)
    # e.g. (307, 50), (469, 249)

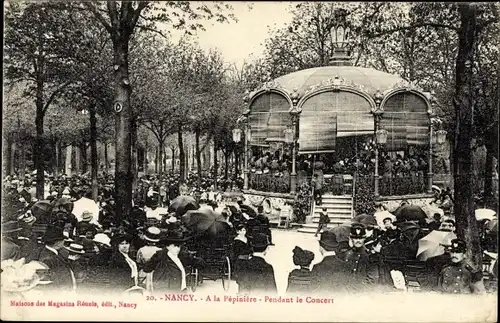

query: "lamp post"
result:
(329, 24), (352, 66)
(372, 90), (385, 198)
(234, 110), (251, 190)
(289, 89), (301, 194)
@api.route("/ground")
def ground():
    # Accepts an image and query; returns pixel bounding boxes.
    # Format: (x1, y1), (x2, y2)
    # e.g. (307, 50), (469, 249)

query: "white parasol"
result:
(475, 208), (497, 221)
(72, 197), (101, 226)
(417, 230), (457, 261)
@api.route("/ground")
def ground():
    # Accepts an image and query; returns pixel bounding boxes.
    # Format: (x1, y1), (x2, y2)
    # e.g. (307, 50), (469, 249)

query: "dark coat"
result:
(380, 240), (415, 260)
(311, 254), (350, 294)
(143, 249), (205, 292)
(438, 262), (479, 294)
(237, 256), (277, 294)
(1, 237), (21, 261)
(287, 268), (313, 294)
(107, 252), (137, 292)
(313, 248), (379, 294)
(37, 247), (75, 292)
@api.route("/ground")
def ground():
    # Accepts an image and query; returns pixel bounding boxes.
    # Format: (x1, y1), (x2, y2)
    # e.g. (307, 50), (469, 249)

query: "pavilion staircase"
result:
(297, 195), (354, 234)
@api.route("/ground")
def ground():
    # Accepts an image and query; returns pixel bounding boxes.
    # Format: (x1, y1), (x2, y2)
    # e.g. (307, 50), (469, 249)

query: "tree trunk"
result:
(234, 146), (240, 178)
(65, 146), (72, 176)
(163, 148), (167, 174)
(35, 92), (45, 199)
(103, 141), (109, 172)
(158, 141), (164, 177)
(144, 143), (148, 175)
(453, 4), (482, 270)
(131, 117), (138, 192)
(113, 36), (133, 224)
(74, 145), (80, 174)
(19, 142), (26, 178)
(178, 129), (185, 181)
(195, 129), (202, 187)
(80, 143), (88, 174)
(213, 143), (218, 189)
(224, 151), (229, 180)
(56, 141), (63, 176)
(90, 105), (99, 201)
(6, 138), (14, 175)
(171, 147), (176, 173)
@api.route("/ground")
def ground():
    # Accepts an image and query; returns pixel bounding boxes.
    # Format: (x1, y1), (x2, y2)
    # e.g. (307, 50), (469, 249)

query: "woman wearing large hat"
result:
(107, 233), (139, 294)
(143, 230), (204, 292)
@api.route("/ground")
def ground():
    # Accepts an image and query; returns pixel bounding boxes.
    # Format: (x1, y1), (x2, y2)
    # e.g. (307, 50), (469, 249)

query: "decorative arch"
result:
(246, 86), (293, 146)
(296, 86), (376, 154)
(379, 89), (431, 151)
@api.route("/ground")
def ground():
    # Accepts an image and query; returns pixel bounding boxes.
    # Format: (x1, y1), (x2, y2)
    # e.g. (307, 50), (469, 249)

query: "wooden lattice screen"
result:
(298, 91), (374, 154)
(247, 93), (291, 146)
(380, 92), (430, 151)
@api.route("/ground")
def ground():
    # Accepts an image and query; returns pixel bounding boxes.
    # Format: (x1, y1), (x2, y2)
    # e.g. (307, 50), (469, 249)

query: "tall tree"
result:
(81, 1), (235, 221)
(5, 2), (80, 198)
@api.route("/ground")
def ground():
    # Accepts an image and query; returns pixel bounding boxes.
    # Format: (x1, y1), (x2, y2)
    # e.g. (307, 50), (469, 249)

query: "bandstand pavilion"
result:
(233, 25), (447, 230)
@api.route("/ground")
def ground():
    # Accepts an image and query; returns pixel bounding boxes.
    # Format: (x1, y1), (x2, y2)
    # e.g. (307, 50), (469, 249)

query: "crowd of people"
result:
(0, 170), (273, 296)
(1, 169), (497, 297)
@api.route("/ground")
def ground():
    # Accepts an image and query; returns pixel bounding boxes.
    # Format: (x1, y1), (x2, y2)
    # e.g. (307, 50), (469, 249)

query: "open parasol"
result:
(351, 214), (378, 227)
(327, 225), (351, 243)
(169, 195), (200, 217)
(394, 205), (427, 223)
(182, 208), (230, 240)
(475, 208), (497, 221)
(30, 200), (54, 224)
(417, 230), (456, 261)
(72, 197), (100, 226)
(52, 197), (74, 214)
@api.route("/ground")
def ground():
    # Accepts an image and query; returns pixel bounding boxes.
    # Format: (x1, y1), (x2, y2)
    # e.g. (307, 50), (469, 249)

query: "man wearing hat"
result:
(34, 226), (78, 293)
(1, 221), (22, 261)
(310, 230), (349, 293)
(237, 232), (277, 295)
(341, 223), (380, 291)
(143, 230), (204, 292)
(437, 239), (483, 294)
(75, 211), (99, 238)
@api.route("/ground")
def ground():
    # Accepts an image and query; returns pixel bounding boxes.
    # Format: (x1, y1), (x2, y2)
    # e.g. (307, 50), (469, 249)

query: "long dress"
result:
(232, 238), (253, 280)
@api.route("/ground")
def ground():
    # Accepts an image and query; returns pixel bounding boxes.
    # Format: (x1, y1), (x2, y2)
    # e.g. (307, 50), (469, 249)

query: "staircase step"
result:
(298, 222), (348, 233)
(313, 203), (352, 208)
(312, 216), (352, 222)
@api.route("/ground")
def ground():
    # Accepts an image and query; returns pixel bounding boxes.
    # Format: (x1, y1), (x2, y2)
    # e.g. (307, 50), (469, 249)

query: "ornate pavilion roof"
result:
(271, 66), (407, 95)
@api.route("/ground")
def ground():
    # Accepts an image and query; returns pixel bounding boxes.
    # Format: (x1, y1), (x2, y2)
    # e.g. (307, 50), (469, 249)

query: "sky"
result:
(167, 2), (294, 68)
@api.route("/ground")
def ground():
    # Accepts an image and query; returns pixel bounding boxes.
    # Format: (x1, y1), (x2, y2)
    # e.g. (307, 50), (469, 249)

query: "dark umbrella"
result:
(53, 197), (74, 214)
(30, 200), (54, 224)
(395, 221), (422, 245)
(327, 225), (351, 243)
(182, 208), (230, 240)
(169, 195), (200, 217)
(394, 205), (427, 223)
(351, 214), (378, 227)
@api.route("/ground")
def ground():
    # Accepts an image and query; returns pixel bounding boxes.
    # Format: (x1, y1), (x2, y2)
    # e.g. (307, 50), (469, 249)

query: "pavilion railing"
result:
(378, 175), (428, 196)
(248, 173), (290, 193)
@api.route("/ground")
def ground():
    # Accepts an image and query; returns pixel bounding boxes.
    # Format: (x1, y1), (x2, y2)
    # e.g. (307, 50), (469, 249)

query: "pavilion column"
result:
(289, 92), (302, 194)
(243, 120), (249, 190)
(372, 90), (385, 198)
(428, 119), (434, 194)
